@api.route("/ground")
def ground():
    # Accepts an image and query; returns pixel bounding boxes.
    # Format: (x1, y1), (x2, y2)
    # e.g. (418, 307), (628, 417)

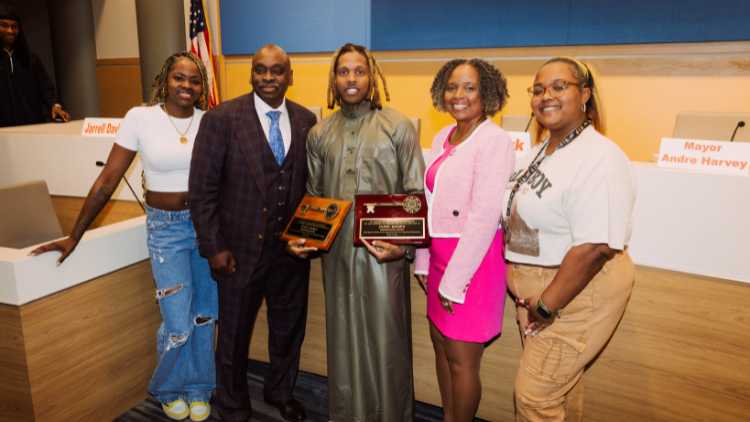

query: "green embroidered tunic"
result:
(306, 101), (425, 422)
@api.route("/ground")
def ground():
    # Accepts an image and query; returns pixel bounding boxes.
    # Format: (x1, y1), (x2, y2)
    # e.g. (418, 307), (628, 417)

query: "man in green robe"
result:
(290, 43), (425, 421)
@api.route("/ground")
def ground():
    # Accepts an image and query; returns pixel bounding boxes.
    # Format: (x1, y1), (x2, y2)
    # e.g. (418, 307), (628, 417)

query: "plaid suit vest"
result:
(259, 138), (295, 253)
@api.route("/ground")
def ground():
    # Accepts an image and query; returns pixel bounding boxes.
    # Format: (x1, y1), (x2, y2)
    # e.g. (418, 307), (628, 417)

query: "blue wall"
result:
(372, 0), (750, 50)
(220, 0), (750, 54)
(220, 0), (369, 54)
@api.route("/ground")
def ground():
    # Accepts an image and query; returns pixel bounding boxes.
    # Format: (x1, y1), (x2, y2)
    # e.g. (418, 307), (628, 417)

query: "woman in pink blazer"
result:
(414, 58), (515, 421)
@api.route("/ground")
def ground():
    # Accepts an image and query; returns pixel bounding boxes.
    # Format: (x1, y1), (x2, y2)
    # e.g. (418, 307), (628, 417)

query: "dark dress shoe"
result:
(264, 398), (306, 422)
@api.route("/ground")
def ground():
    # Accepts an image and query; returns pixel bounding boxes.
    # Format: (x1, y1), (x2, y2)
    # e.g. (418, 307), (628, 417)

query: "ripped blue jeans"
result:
(146, 206), (218, 403)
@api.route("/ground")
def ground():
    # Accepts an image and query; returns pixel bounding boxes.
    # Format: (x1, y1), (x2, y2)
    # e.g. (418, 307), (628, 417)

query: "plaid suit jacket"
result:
(189, 93), (317, 284)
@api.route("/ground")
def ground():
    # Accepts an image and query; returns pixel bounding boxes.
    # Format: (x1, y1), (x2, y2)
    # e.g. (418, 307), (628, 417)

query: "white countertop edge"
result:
(0, 216), (149, 306)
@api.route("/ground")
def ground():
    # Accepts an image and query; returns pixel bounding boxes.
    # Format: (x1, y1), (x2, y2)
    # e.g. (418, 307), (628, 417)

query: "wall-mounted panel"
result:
(220, 0), (370, 55)
(371, 0), (750, 51)
(95, 58), (143, 118)
(92, 0), (140, 59)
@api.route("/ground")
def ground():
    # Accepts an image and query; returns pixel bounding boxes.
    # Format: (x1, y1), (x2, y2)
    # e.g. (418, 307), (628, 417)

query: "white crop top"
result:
(115, 105), (205, 192)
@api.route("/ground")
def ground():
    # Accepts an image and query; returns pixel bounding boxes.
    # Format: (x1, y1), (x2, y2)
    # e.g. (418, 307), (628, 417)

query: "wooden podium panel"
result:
(0, 261), (159, 422)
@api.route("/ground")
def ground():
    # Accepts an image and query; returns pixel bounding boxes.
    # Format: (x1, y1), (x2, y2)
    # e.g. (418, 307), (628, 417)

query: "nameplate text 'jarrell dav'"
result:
(81, 118), (123, 138)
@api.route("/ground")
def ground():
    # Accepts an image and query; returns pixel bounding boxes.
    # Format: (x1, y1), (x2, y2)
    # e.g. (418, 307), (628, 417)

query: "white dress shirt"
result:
(254, 93), (291, 157)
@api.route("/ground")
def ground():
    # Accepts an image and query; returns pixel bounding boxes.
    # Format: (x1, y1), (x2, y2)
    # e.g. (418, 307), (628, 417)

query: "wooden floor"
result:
(115, 360), (465, 422)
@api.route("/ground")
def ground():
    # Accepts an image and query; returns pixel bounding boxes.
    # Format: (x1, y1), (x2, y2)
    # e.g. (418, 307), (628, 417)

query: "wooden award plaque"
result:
(353, 193), (430, 246)
(281, 195), (352, 251)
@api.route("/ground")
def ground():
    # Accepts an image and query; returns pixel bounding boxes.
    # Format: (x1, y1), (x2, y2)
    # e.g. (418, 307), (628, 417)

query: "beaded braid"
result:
(430, 58), (509, 117)
(326, 43), (390, 110)
(148, 52), (210, 110)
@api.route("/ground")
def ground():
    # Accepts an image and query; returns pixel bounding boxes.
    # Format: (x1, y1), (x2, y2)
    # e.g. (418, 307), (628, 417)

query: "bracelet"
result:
(536, 296), (557, 320)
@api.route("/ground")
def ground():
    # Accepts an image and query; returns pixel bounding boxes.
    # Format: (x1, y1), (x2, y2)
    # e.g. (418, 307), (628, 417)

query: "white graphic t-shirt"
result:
(504, 126), (636, 266)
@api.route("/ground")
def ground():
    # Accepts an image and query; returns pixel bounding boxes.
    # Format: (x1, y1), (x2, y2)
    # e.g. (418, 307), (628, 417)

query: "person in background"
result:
(189, 44), (316, 422)
(288, 42), (425, 422)
(505, 56), (636, 422)
(0, 4), (69, 127)
(31, 52), (216, 422)
(414, 58), (515, 422)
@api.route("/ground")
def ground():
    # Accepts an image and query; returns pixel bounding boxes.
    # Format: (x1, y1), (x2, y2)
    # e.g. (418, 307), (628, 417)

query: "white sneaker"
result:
(162, 399), (189, 420)
(189, 401), (211, 422)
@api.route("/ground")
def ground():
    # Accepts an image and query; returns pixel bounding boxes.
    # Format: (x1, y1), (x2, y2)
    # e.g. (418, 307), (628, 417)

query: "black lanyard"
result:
(504, 120), (591, 225)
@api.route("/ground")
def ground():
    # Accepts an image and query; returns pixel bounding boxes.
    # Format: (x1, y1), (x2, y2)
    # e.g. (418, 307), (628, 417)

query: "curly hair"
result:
(530, 56), (606, 144)
(148, 52), (209, 110)
(326, 43), (389, 110)
(430, 58), (509, 117)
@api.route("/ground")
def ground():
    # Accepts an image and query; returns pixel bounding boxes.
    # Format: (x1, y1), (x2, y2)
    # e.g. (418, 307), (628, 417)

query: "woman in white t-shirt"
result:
(504, 57), (636, 422)
(31, 52), (216, 422)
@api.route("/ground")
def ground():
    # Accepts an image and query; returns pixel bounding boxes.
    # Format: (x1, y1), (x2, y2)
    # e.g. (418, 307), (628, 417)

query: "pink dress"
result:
(425, 132), (507, 343)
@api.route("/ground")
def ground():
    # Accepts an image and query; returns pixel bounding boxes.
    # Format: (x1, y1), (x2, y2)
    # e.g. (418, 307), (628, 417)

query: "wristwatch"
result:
(402, 247), (415, 262)
(535, 297), (557, 320)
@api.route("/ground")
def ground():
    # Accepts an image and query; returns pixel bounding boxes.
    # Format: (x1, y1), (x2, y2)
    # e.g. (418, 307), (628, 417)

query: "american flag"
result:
(189, 0), (219, 108)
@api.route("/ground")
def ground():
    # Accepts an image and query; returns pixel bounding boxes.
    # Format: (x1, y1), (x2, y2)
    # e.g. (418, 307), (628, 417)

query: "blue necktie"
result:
(266, 110), (285, 165)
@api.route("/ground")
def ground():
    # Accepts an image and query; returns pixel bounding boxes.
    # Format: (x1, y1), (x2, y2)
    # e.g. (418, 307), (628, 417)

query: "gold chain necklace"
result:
(162, 105), (194, 145)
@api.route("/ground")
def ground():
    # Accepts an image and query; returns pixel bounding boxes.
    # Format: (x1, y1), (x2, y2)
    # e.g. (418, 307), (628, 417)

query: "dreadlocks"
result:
(148, 52), (210, 110)
(326, 43), (390, 110)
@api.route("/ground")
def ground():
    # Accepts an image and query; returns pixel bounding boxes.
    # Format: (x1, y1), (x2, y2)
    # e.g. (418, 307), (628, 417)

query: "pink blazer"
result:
(415, 120), (515, 303)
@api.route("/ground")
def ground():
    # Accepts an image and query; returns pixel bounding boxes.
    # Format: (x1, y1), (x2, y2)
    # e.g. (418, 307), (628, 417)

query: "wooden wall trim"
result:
(94, 59), (143, 118)
(96, 57), (140, 66)
(223, 41), (750, 64)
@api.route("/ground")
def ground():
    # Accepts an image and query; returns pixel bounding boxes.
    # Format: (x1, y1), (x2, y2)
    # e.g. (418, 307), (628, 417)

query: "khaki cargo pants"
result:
(508, 252), (634, 422)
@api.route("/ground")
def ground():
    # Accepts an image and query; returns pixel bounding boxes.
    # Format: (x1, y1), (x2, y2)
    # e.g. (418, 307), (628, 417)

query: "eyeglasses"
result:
(527, 79), (581, 98)
(0, 21), (19, 31)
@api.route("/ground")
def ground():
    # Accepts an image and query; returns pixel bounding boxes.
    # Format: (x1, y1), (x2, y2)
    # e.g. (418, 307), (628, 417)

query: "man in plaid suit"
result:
(189, 44), (316, 422)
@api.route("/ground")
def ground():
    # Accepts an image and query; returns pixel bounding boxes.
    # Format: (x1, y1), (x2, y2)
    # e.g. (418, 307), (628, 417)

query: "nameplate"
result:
(81, 118), (122, 137)
(658, 138), (750, 176)
(508, 131), (532, 159)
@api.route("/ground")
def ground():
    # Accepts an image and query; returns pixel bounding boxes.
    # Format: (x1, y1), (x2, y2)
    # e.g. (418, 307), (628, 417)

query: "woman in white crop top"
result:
(504, 57), (636, 422)
(31, 52), (217, 421)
